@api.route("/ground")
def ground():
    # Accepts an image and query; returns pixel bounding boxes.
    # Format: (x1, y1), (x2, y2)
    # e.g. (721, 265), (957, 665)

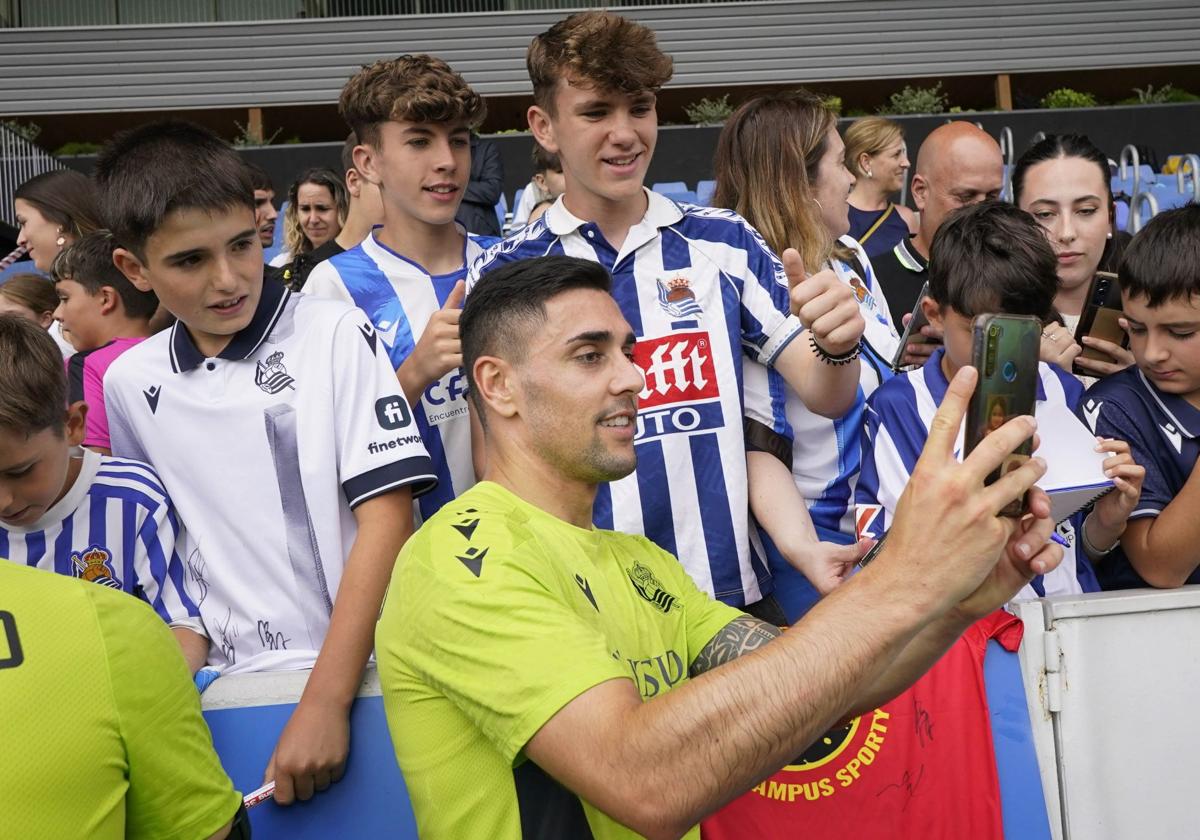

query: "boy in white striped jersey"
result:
(858, 201), (1144, 598)
(0, 314), (204, 661)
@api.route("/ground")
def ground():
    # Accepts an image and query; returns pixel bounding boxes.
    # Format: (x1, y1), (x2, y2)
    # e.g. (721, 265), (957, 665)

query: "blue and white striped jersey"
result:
(856, 348), (1098, 599)
(306, 230), (495, 523)
(0, 448), (201, 628)
(745, 236), (900, 538)
(468, 191), (802, 607)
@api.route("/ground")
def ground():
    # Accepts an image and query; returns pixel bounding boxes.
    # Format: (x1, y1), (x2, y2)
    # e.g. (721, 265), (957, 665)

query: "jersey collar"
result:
(922, 346), (1048, 404)
(893, 237), (928, 273)
(1136, 368), (1200, 439)
(543, 188), (685, 240)
(168, 275), (292, 373)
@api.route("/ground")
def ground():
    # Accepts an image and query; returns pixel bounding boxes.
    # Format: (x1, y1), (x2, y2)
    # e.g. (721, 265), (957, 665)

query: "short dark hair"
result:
(93, 120), (255, 259)
(462, 256), (613, 422)
(245, 162), (274, 193)
(341, 131), (358, 178)
(0, 314), (68, 436)
(339, 54), (485, 148)
(51, 231), (159, 321)
(14, 169), (102, 241)
(928, 200), (1059, 321)
(1120, 204), (1200, 306)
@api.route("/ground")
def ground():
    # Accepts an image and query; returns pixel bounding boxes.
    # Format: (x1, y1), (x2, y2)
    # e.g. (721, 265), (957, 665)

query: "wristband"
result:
(1081, 514), (1120, 557)
(809, 333), (861, 366)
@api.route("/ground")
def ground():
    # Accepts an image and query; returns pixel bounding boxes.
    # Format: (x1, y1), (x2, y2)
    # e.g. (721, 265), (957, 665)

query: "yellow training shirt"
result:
(377, 481), (743, 839)
(0, 562), (241, 839)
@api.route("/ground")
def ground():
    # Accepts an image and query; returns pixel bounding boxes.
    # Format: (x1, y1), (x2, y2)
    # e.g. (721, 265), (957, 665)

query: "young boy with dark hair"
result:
(51, 231), (156, 454)
(0, 313), (203, 654)
(96, 119), (435, 805)
(1078, 204), (1200, 588)
(469, 11), (865, 619)
(857, 201), (1144, 598)
(306, 55), (496, 522)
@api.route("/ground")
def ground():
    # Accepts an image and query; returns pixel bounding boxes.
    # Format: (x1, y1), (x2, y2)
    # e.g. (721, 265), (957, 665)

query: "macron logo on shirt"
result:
(1161, 422), (1184, 454)
(1082, 399), (1102, 433)
(143, 385), (162, 414)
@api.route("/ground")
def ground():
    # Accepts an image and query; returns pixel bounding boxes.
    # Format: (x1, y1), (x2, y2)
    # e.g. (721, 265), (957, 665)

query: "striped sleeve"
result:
(100, 459), (203, 630)
(855, 377), (928, 538)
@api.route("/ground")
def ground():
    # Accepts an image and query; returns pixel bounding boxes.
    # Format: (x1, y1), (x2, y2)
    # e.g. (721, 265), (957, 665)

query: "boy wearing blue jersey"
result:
(98, 121), (434, 806)
(0, 314), (205, 665)
(1078, 205), (1200, 589)
(858, 201), (1143, 598)
(469, 12), (866, 619)
(306, 55), (495, 522)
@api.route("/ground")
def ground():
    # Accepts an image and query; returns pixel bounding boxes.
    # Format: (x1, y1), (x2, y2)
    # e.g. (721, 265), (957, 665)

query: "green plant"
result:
(1, 118), (41, 143)
(879, 83), (948, 115)
(684, 94), (733, 125)
(232, 120), (282, 147)
(1039, 88), (1097, 109)
(53, 141), (103, 156)
(820, 95), (843, 115)
(1119, 84), (1200, 105)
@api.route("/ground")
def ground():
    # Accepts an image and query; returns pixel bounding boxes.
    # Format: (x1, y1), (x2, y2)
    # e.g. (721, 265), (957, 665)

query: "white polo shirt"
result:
(105, 277), (435, 675)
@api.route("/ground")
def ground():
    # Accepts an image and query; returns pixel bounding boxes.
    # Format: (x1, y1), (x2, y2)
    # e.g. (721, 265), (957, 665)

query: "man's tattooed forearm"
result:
(690, 615), (782, 676)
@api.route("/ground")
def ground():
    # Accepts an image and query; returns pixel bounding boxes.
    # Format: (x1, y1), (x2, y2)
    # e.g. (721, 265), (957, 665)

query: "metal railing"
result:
(0, 124), (63, 230)
(1, 0), (719, 27)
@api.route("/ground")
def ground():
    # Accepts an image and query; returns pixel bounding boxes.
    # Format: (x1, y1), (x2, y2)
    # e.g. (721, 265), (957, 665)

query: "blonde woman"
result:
(270, 168), (348, 279)
(844, 116), (918, 258)
(714, 90), (900, 620)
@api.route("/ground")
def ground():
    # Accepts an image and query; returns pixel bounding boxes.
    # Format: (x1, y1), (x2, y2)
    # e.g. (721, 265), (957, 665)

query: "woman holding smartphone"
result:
(1012, 134), (1134, 379)
(713, 89), (899, 621)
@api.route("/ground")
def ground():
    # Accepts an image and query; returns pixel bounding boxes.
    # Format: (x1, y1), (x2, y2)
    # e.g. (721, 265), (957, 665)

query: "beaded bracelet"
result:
(809, 333), (861, 366)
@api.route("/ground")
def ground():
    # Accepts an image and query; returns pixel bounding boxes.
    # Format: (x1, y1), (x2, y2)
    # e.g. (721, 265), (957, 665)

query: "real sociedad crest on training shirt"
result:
(656, 275), (703, 319)
(255, 350), (296, 394)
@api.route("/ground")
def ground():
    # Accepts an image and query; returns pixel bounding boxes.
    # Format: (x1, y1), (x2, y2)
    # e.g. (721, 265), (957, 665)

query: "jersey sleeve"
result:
(1080, 392), (1172, 519)
(331, 307), (436, 508)
(855, 383), (926, 538)
(132, 497), (204, 633)
(390, 527), (630, 762)
(303, 261), (354, 305)
(94, 589), (240, 840)
(733, 227), (803, 366)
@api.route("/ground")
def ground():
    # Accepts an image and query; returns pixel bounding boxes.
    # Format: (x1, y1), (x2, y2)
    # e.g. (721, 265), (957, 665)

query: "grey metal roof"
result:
(3, 0), (1199, 115)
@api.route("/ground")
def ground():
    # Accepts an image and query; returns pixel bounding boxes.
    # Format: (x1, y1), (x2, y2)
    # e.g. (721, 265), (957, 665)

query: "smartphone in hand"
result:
(1072, 271), (1127, 375)
(964, 314), (1041, 517)
(890, 282), (933, 371)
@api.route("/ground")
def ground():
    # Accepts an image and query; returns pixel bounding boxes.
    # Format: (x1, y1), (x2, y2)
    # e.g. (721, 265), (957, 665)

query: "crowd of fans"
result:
(3, 8), (1198, 838)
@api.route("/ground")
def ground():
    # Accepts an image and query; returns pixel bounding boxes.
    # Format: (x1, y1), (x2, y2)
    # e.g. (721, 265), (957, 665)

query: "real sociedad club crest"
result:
(255, 350), (296, 394)
(72, 545), (121, 589)
(656, 275), (703, 319)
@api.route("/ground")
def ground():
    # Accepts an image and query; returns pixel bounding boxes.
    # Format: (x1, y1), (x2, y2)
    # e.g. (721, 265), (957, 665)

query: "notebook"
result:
(1035, 400), (1115, 524)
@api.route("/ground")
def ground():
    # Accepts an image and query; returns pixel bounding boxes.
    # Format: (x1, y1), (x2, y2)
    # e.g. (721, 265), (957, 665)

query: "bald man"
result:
(875, 122), (1004, 330)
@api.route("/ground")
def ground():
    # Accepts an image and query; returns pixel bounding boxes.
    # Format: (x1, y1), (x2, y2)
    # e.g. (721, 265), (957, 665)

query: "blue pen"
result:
(1049, 531), (1070, 548)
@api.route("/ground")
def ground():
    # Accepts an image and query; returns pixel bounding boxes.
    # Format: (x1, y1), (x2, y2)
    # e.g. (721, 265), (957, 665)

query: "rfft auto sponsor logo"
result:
(632, 331), (723, 441)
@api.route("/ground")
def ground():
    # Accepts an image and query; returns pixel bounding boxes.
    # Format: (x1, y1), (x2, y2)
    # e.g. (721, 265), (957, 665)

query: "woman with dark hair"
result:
(843, 116), (918, 258)
(1013, 133), (1134, 379)
(713, 89), (897, 621)
(270, 168), (348, 281)
(14, 169), (102, 273)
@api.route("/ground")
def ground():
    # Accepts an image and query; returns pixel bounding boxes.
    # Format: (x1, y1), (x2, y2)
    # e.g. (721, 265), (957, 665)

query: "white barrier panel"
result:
(1016, 586), (1200, 840)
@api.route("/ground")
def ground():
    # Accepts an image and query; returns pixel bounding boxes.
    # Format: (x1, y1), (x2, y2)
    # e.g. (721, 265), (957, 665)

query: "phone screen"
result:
(963, 314), (1041, 516)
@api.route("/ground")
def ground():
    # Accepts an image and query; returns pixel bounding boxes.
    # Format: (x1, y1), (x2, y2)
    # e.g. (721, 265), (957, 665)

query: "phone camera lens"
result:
(1002, 360), (1017, 382)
